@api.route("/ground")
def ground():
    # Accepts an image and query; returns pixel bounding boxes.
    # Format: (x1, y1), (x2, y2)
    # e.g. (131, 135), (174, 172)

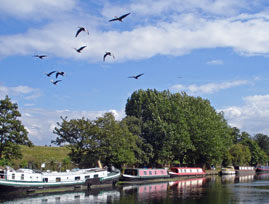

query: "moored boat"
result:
(121, 168), (169, 181)
(221, 166), (235, 175)
(234, 166), (255, 175)
(0, 166), (120, 191)
(169, 167), (206, 177)
(256, 166), (269, 173)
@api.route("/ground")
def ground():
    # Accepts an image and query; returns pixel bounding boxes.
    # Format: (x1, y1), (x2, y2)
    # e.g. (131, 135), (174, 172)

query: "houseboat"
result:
(220, 166), (235, 175)
(0, 166), (120, 191)
(120, 168), (169, 181)
(234, 166), (255, 175)
(256, 166), (269, 173)
(169, 167), (206, 177)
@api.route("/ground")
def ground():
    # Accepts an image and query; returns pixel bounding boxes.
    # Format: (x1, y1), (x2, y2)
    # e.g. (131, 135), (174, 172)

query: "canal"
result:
(1, 174), (269, 203)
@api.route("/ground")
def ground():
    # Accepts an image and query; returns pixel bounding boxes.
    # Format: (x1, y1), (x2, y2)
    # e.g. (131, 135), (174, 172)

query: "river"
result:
(1, 174), (269, 203)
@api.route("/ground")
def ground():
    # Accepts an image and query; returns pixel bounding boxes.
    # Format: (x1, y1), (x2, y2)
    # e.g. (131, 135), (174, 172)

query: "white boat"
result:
(221, 166), (236, 175)
(0, 166), (120, 191)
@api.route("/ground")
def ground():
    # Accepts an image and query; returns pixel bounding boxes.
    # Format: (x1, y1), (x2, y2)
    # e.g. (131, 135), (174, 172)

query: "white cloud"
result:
(0, 0), (76, 19)
(220, 94), (269, 135)
(21, 108), (125, 145)
(0, 85), (41, 99)
(2, 11), (269, 61)
(207, 59), (223, 65)
(170, 80), (248, 95)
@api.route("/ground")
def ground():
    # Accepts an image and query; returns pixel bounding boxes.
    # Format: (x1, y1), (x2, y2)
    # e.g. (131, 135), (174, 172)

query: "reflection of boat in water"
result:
(123, 182), (168, 200)
(255, 173), (269, 181)
(1, 188), (120, 203)
(169, 177), (206, 189)
(222, 174), (255, 183)
(0, 166), (120, 192)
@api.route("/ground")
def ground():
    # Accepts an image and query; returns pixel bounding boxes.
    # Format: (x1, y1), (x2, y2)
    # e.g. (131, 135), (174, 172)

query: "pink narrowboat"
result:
(121, 168), (170, 181)
(169, 167), (206, 177)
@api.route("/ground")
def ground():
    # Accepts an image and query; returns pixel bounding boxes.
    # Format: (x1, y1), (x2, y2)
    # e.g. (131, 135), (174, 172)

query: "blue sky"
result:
(1, 0), (269, 145)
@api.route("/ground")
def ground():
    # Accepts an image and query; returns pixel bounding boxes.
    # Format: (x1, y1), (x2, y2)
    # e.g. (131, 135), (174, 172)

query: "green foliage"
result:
(125, 89), (232, 167)
(229, 144), (251, 165)
(0, 95), (32, 161)
(52, 113), (141, 168)
(254, 133), (269, 155)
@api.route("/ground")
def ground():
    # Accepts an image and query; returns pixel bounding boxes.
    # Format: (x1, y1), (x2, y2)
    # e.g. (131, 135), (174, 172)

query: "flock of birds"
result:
(33, 12), (144, 85)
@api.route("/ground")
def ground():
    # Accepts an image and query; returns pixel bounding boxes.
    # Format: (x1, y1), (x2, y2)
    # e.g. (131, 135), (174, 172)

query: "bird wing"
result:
(47, 71), (56, 76)
(136, 73), (144, 78)
(128, 76), (135, 78)
(77, 46), (87, 52)
(75, 27), (83, 37)
(103, 53), (108, 61)
(109, 17), (118, 22)
(119, 13), (130, 20)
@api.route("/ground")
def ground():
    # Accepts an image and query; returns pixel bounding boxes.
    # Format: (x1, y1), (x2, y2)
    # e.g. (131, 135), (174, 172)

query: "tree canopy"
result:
(125, 89), (232, 167)
(0, 95), (32, 161)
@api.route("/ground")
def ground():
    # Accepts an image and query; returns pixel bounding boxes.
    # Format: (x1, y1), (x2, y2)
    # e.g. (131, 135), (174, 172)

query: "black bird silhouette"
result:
(74, 46), (87, 53)
(45, 71), (56, 77)
(33, 55), (47, 59)
(109, 13), (130, 22)
(128, 73), (144, 79)
(75, 27), (89, 37)
(51, 80), (62, 85)
(103, 52), (115, 61)
(56, 71), (65, 78)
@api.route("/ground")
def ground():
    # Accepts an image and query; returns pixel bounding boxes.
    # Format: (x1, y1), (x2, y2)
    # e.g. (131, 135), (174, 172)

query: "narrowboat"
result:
(121, 168), (169, 181)
(0, 166), (120, 191)
(169, 167), (206, 177)
(256, 166), (269, 173)
(220, 166), (235, 175)
(234, 166), (255, 175)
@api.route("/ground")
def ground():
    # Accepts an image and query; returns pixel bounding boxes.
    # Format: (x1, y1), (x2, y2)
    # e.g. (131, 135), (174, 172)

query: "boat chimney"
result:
(97, 160), (103, 169)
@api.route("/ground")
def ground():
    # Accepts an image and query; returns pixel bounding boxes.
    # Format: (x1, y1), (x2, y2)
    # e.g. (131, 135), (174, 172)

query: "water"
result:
(1, 174), (269, 204)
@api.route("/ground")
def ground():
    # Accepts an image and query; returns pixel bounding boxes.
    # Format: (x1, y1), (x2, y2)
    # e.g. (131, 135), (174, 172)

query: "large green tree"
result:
(125, 89), (232, 167)
(254, 133), (269, 155)
(0, 96), (32, 160)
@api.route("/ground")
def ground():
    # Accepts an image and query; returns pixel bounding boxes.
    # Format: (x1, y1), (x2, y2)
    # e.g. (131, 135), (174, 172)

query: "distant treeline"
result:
(1, 90), (269, 170)
(52, 89), (269, 169)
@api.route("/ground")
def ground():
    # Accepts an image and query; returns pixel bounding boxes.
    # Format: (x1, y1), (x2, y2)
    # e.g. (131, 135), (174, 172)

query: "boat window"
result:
(124, 169), (138, 176)
(12, 173), (15, 179)
(94, 174), (98, 178)
(43, 178), (48, 182)
(75, 176), (80, 180)
(74, 195), (80, 199)
(56, 177), (61, 182)
(21, 174), (24, 180)
(161, 171), (164, 174)
(55, 197), (60, 201)
(85, 176), (90, 179)
(144, 171), (147, 175)
(149, 171), (152, 175)
(155, 171), (157, 175)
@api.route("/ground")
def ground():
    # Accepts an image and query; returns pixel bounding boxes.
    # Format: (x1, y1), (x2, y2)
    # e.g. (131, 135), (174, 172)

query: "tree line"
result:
(0, 90), (268, 169)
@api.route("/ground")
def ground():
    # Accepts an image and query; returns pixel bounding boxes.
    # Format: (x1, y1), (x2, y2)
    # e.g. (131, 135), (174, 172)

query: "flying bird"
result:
(33, 55), (47, 59)
(56, 71), (65, 78)
(74, 46), (87, 53)
(45, 71), (56, 77)
(128, 73), (144, 79)
(109, 13), (130, 22)
(51, 80), (62, 85)
(75, 27), (89, 37)
(103, 52), (115, 61)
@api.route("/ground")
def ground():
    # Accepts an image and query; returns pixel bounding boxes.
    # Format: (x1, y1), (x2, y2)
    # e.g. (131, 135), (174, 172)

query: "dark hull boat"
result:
(256, 166), (269, 173)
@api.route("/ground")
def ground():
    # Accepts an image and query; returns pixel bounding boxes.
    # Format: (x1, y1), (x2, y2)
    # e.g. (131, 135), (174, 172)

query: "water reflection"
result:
(1, 175), (269, 204)
(1, 187), (120, 204)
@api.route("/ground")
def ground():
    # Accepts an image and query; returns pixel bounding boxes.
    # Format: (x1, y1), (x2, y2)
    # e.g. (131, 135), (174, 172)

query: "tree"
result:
(125, 89), (232, 167)
(229, 144), (251, 165)
(0, 96), (32, 161)
(254, 133), (269, 155)
(52, 113), (141, 168)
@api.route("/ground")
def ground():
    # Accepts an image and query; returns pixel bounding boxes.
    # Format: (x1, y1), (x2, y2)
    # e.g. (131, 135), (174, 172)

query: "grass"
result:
(12, 145), (71, 169)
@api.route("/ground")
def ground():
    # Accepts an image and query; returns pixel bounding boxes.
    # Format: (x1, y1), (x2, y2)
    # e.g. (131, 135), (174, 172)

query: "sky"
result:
(1, 0), (269, 145)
